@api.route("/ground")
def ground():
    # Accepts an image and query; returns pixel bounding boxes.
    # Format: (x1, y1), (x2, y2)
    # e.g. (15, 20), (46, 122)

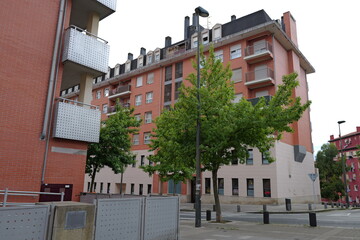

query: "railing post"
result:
(3, 188), (8, 207)
(60, 192), (65, 201)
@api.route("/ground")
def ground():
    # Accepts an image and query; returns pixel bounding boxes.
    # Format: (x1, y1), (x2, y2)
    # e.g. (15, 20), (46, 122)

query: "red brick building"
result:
(330, 127), (360, 203)
(0, 0), (116, 202)
(66, 9), (320, 204)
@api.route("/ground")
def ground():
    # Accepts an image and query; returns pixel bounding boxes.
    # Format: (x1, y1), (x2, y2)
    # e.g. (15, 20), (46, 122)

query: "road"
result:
(180, 209), (360, 228)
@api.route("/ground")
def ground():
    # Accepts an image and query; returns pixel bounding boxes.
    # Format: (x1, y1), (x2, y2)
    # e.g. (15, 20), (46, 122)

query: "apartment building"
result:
(63, 9), (319, 204)
(0, 0), (116, 202)
(329, 127), (360, 203)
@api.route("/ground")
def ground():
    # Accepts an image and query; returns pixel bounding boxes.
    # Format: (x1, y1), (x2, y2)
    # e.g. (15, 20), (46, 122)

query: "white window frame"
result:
(154, 49), (161, 62)
(147, 72), (154, 84)
(133, 134), (139, 145)
(145, 112), (152, 124)
(147, 52), (153, 64)
(68, 87), (72, 93)
(231, 68), (242, 83)
(202, 30), (209, 45)
(102, 104), (108, 114)
(138, 55), (144, 68)
(74, 85), (79, 91)
(134, 114), (141, 123)
(146, 92), (153, 104)
(230, 44), (242, 59)
(192, 34), (198, 49)
(61, 90), (66, 96)
(114, 64), (120, 76)
(215, 50), (223, 62)
(144, 132), (151, 144)
(212, 24), (222, 40)
(135, 95), (142, 106)
(96, 90), (101, 99)
(233, 93), (243, 103)
(104, 88), (109, 97)
(136, 76), (143, 87)
(125, 60), (131, 72)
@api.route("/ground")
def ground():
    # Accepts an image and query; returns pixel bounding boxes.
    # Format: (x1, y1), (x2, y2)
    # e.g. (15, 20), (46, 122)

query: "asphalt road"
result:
(180, 209), (360, 228)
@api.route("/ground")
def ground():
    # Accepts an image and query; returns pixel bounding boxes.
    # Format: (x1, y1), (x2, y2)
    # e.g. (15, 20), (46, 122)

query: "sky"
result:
(98, 0), (360, 156)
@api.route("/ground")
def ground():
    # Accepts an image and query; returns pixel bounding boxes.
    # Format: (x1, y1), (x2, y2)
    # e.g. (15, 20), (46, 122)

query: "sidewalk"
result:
(179, 219), (360, 240)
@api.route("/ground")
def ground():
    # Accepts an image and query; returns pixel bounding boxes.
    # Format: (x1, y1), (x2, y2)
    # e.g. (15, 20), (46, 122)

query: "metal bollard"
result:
(237, 205), (241, 212)
(324, 203), (327, 209)
(263, 205), (267, 212)
(331, 202), (334, 208)
(206, 210), (211, 221)
(263, 211), (269, 224)
(285, 198), (291, 211)
(340, 203), (344, 209)
(309, 212), (317, 227)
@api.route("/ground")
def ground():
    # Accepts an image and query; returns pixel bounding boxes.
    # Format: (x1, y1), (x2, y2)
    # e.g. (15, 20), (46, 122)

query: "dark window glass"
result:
(175, 62), (183, 79)
(205, 178), (211, 194)
(165, 65), (172, 81)
(247, 178), (254, 196)
(164, 84), (172, 102)
(175, 81), (182, 100)
(232, 178), (239, 195)
(263, 179), (271, 197)
(246, 149), (253, 165)
(218, 178), (224, 195)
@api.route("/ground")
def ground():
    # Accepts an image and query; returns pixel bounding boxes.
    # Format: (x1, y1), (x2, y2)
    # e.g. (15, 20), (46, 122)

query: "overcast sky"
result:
(98, 0), (359, 156)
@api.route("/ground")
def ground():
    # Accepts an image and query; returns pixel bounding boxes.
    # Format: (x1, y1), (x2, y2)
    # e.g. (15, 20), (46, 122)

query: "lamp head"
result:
(338, 120), (346, 125)
(195, 6), (209, 17)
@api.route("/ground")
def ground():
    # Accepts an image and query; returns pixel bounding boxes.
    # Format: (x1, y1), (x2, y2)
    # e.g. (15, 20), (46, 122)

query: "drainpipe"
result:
(40, 0), (67, 184)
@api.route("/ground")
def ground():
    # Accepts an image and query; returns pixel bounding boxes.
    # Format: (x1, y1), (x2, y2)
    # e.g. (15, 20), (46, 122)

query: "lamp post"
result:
(194, 6), (209, 228)
(338, 120), (349, 208)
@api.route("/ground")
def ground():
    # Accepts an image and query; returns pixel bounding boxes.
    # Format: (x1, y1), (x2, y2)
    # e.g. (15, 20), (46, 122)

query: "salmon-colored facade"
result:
(70, 9), (319, 203)
(0, 0), (116, 203)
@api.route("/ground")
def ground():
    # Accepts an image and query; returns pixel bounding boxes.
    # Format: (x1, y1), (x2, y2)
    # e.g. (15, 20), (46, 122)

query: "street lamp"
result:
(338, 120), (349, 208)
(194, 6), (209, 228)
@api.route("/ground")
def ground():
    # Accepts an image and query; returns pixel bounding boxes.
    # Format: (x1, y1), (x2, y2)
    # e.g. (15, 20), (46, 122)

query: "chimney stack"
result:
(231, 15), (236, 21)
(184, 16), (190, 39)
(192, 13), (198, 27)
(165, 36), (172, 47)
(127, 53), (133, 60)
(140, 47), (146, 55)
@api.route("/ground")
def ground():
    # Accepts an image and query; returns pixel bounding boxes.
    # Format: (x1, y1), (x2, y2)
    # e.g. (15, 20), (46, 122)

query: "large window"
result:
(136, 76), (143, 87)
(218, 178), (224, 195)
(230, 44), (241, 59)
(147, 52), (153, 64)
(104, 88), (109, 97)
(165, 65), (172, 82)
(175, 81), (182, 100)
(145, 111), (152, 124)
(139, 184), (143, 195)
(168, 179), (181, 194)
(102, 104), (108, 114)
(144, 132), (151, 144)
(247, 178), (254, 196)
(146, 92), (153, 104)
(262, 151), (269, 165)
(175, 62), (183, 79)
(147, 72), (154, 84)
(232, 178), (239, 195)
(140, 155), (145, 166)
(246, 149), (253, 165)
(96, 90), (101, 99)
(131, 184), (134, 194)
(205, 178), (211, 194)
(154, 49), (160, 62)
(164, 84), (172, 103)
(135, 94), (142, 106)
(231, 68), (242, 83)
(215, 50), (224, 62)
(133, 134), (139, 145)
(147, 184), (152, 194)
(125, 60), (131, 72)
(263, 179), (271, 197)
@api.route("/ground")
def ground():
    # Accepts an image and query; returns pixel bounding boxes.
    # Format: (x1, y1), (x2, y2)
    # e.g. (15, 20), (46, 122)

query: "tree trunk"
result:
(120, 172), (124, 195)
(159, 176), (163, 196)
(212, 169), (222, 222)
(90, 166), (97, 192)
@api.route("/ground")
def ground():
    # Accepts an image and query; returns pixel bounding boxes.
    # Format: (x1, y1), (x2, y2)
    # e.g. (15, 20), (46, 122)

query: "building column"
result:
(87, 12), (99, 35)
(78, 74), (93, 105)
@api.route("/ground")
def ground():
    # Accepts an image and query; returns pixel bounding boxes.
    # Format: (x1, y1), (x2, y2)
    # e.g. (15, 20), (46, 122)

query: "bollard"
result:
(263, 211), (269, 224)
(213, 205), (216, 211)
(309, 212), (317, 227)
(308, 203), (312, 211)
(237, 205), (241, 212)
(340, 203), (344, 209)
(324, 203), (327, 209)
(206, 210), (211, 221)
(336, 202), (340, 208)
(263, 205), (267, 212)
(285, 198), (291, 211)
(331, 202), (334, 208)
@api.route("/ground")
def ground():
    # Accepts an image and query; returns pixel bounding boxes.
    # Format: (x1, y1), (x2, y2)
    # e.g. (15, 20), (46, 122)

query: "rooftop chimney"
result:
(165, 36), (172, 47)
(127, 53), (133, 60)
(192, 13), (198, 27)
(231, 15), (236, 21)
(184, 16), (190, 39)
(140, 47), (146, 55)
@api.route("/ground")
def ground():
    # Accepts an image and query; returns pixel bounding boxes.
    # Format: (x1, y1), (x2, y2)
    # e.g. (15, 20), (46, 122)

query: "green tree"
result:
(86, 104), (140, 192)
(143, 45), (310, 222)
(315, 143), (343, 201)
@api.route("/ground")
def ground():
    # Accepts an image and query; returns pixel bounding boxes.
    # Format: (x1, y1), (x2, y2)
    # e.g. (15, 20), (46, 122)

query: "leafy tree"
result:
(315, 143), (343, 201)
(86, 104), (140, 192)
(143, 45), (310, 222)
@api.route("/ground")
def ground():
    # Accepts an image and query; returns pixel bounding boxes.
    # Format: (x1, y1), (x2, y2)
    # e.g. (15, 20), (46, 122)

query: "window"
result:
(255, 90), (269, 98)
(94, 182), (97, 192)
(262, 151), (269, 165)
(125, 60), (131, 72)
(192, 35), (198, 48)
(107, 183), (111, 194)
(218, 178), (224, 195)
(68, 87), (73, 93)
(147, 184), (152, 194)
(154, 49), (160, 62)
(135, 94), (142, 106)
(102, 104), (108, 114)
(355, 185), (358, 191)
(233, 93), (243, 103)
(246, 149), (253, 165)
(104, 88), (109, 97)
(175, 62), (183, 79)
(136, 76), (143, 87)
(100, 182), (103, 193)
(138, 55), (143, 68)
(231, 68), (242, 83)
(205, 178), (211, 194)
(134, 114), (141, 124)
(144, 132), (151, 144)
(133, 134), (139, 145)
(114, 64), (120, 76)
(147, 72), (154, 84)
(215, 50), (223, 62)
(97, 76), (102, 83)
(140, 155), (145, 166)
(168, 179), (181, 194)
(96, 90), (101, 99)
(74, 85), (79, 91)
(253, 39), (267, 54)
(145, 111), (152, 124)
(87, 182), (90, 192)
(148, 155), (153, 166)
(232, 178), (239, 195)
(213, 25), (221, 40)
(263, 179), (271, 197)
(247, 178), (254, 196)
(164, 84), (172, 103)
(147, 52), (153, 64)
(230, 44), (241, 59)
(132, 156), (136, 167)
(146, 92), (153, 104)
(231, 157), (238, 165)
(165, 65), (172, 82)
(202, 31), (209, 44)
(131, 184), (135, 194)
(61, 90), (66, 96)
(175, 81), (182, 100)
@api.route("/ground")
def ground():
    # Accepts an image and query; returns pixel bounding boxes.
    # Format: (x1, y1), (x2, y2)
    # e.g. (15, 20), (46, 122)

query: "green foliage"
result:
(143, 44), (310, 221)
(86, 103), (140, 191)
(315, 143), (343, 201)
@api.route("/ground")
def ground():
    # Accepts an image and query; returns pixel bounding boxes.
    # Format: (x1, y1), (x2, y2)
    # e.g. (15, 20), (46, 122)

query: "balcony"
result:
(70, 0), (116, 30)
(53, 98), (101, 143)
(108, 85), (131, 101)
(244, 42), (273, 64)
(61, 26), (110, 90)
(245, 68), (275, 89)
(247, 95), (272, 106)
(107, 103), (131, 116)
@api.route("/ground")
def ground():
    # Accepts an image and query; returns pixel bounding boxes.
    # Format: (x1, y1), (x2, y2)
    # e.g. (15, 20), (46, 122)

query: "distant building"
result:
(0, 0), (116, 202)
(329, 127), (360, 203)
(64, 9), (319, 204)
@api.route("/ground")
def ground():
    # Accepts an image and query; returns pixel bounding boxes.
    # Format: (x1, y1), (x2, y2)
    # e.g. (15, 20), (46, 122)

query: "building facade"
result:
(0, 0), (116, 202)
(329, 127), (360, 203)
(63, 9), (318, 204)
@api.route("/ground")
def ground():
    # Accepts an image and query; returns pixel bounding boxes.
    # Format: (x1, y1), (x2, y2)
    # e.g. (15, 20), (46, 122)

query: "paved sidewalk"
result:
(179, 219), (360, 239)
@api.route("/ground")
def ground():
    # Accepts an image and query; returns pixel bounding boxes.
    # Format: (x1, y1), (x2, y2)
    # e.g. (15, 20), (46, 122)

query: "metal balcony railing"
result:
(245, 68), (274, 83)
(109, 85), (131, 97)
(245, 41), (273, 57)
(107, 103), (130, 114)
